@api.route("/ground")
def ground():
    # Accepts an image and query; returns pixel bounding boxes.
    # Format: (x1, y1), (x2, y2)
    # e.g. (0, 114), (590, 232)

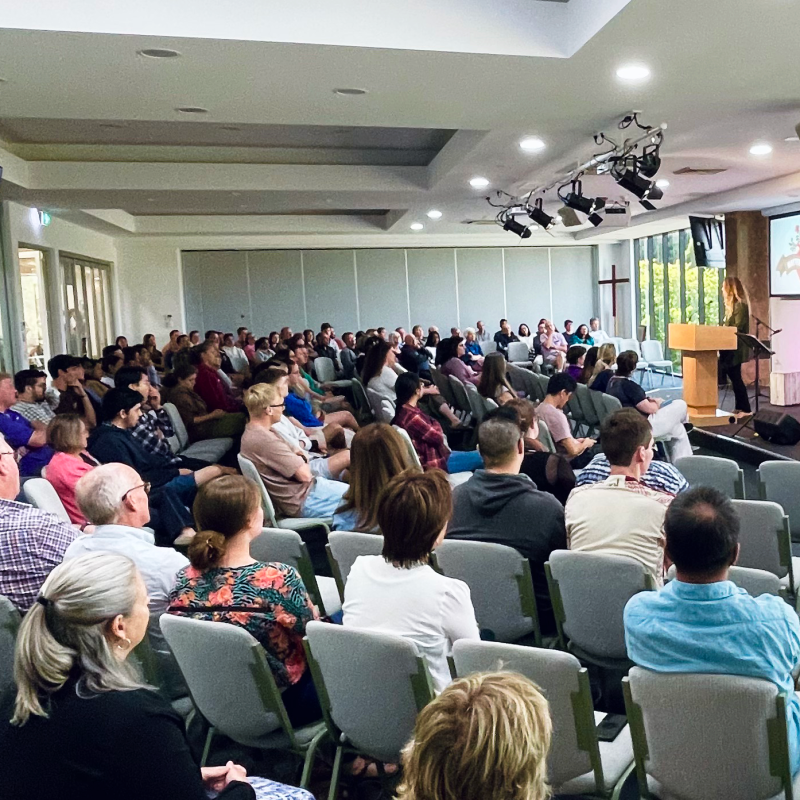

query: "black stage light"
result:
(503, 217), (532, 238)
(638, 146), (661, 178)
(588, 212), (604, 227)
(527, 198), (555, 230)
(615, 169), (663, 203)
(562, 180), (605, 215)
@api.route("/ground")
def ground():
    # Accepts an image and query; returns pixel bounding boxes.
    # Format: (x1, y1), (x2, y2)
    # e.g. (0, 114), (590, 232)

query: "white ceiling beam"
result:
(0, 143), (31, 187)
(133, 214), (386, 235)
(426, 130), (490, 189)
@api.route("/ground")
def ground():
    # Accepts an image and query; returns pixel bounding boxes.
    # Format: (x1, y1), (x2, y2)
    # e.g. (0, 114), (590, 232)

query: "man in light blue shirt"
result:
(625, 486), (800, 773)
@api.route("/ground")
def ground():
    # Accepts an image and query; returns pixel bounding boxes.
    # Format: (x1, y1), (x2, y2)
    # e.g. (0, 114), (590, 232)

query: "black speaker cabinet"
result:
(753, 410), (800, 446)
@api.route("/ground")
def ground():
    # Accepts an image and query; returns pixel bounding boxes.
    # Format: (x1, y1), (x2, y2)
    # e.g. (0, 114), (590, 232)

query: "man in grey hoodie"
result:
(447, 408), (566, 633)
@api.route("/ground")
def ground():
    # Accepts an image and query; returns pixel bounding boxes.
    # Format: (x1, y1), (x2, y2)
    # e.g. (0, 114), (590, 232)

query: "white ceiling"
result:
(1, 0), (800, 242)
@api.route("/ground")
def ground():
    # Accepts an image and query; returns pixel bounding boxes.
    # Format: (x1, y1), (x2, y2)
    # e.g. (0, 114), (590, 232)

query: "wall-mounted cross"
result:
(598, 264), (629, 335)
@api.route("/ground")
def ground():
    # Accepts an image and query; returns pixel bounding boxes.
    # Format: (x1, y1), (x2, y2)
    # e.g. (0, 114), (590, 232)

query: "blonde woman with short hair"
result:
(397, 671), (552, 800)
(0, 552), (260, 799)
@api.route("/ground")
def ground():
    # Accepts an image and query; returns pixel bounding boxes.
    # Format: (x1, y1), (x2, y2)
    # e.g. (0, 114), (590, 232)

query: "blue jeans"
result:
(447, 450), (483, 473)
(302, 476), (349, 525)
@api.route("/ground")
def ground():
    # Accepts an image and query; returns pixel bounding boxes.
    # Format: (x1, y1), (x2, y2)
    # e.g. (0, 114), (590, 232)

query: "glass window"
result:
(60, 254), (114, 357)
(633, 227), (723, 375)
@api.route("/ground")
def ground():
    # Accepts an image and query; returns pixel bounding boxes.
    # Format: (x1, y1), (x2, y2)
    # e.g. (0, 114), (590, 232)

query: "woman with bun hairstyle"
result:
(168, 474), (321, 725)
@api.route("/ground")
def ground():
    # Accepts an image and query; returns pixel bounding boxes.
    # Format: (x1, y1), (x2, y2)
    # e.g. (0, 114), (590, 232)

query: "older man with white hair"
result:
(63, 463), (188, 612)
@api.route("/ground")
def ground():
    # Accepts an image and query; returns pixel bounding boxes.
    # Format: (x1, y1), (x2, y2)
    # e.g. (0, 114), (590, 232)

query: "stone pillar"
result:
(725, 211), (770, 387)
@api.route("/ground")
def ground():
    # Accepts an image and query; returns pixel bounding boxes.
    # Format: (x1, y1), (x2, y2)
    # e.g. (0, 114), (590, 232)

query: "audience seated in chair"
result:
(283, 356), (358, 432)
(45, 354), (97, 430)
(608, 350), (692, 461)
(588, 342), (616, 391)
(577, 450), (689, 495)
(0, 552), (260, 799)
(343, 469), (480, 693)
(339, 332), (358, 380)
(160, 363), (246, 442)
(474, 320), (492, 344)
(240, 383), (349, 527)
(399, 334), (433, 380)
(397, 672), (551, 800)
(0, 432), (76, 612)
(535, 372), (595, 466)
(164, 333), (191, 371)
(564, 345), (586, 381)
(438, 336), (480, 386)
(335, 423), (416, 533)
(11, 369), (54, 427)
(64, 463), (189, 613)
(192, 339), (244, 413)
(492, 319), (519, 359)
(504, 398), (576, 505)
(253, 364), (350, 480)
(568, 323), (594, 347)
(589, 317), (610, 345)
(222, 332), (249, 374)
(0, 372), (54, 477)
(392, 373), (483, 474)
(476, 353), (515, 406)
(624, 485), (800, 773)
(578, 346), (598, 385)
(142, 333), (163, 370)
(462, 328), (485, 369)
(288, 342), (354, 419)
(168, 475), (322, 727)
(566, 408), (674, 587)
(84, 359), (111, 399)
(538, 320), (567, 371)
(44, 413), (100, 526)
(447, 408), (566, 635)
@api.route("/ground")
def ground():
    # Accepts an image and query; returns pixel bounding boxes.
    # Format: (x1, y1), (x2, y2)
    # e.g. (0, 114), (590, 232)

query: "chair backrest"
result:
(573, 383), (599, 427)
(507, 363), (530, 394)
(731, 499), (791, 580)
(304, 621), (434, 763)
(608, 337), (624, 356)
(479, 340), (497, 355)
(507, 341), (530, 362)
(160, 614), (289, 747)
(640, 339), (664, 362)
(366, 388), (395, 423)
(314, 356), (336, 384)
(162, 402), (189, 451)
(620, 338), (642, 358)
(327, 531), (385, 587)
(435, 539), (538, 643)
(758, 461), (800, 541)
(625, 667), (789, 800)
(452, 640), (602, 789)
(430, 366), (457, 408)
(23, 478), (72, 523)
(393, 426), (423, 469)
(0, 595), (21, 698)
(447, 374), (472, 414)
(536, 419), (557, 453)
(237, 454), (280, 527)
(547, 550), (654, 661)
(667, 564), (781, 597)
(675, 455), (745, 499)
(464, 383), (487, 423)
(250, 527), (326, 612)
(596, 391), (622, 423)
(350, 378), (371, 417)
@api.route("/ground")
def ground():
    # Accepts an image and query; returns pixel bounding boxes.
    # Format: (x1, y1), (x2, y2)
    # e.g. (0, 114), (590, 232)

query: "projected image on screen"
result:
(770, 213), (800, 296)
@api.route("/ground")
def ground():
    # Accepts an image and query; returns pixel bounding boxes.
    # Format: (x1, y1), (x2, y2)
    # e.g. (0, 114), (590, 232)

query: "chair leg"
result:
(300, 728), (327, 788)
(200, 726), (216, 767)
(610, 760), (638, 800)
(327, 744), (344, 800)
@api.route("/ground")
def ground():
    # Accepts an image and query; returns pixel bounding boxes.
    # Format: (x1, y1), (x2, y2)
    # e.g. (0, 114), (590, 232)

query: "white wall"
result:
(2, 201), (117, 368)
(179, 245), (598, 338)
(597, 241), (633, 338)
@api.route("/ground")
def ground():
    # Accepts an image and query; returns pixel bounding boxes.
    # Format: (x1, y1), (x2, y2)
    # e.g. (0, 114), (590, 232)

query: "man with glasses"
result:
(63, 463), (189, 613)
(565, 408), (675, 587)
(0, 433), (77, 612)
(11, 369), (54, 428)
(0, 372), (54, 477)
(241, 382), (349, 527)
(448, 407), (566, 635)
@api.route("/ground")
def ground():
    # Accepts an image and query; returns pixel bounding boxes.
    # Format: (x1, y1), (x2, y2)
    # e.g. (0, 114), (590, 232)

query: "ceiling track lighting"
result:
(490, 111), (667, 235)
(502, 213), (532, 239)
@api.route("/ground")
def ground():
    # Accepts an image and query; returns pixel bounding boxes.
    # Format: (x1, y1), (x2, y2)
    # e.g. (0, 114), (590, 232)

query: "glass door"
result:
(18, 247), (49, 368)
(60, 254), (113, 357)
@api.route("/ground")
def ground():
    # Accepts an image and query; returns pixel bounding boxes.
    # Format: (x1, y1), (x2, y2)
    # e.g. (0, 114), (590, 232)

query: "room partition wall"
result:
(181, 246), (597, 338)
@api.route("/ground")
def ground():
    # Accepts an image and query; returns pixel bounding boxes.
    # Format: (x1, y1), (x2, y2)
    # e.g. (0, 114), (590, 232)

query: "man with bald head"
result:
(399, 334), (433, 380)
(63, 463), (189, 612)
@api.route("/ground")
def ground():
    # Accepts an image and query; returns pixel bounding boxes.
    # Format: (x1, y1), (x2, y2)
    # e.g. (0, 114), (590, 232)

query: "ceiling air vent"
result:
(673, 167), (728, 176)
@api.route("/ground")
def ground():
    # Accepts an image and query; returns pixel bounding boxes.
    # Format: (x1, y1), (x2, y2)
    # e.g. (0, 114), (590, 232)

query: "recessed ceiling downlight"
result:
(519, 136), (546, 153)
(176, 106), (209, 114)
(334, 88), (368, 96)
(410, 223), (424, 231)
(138, 48), (181, 59)
(616, 63), (651, 82)
(427, 209), (443, 220)
(749, 143), (773, 156)
(470, 177), (490, 189)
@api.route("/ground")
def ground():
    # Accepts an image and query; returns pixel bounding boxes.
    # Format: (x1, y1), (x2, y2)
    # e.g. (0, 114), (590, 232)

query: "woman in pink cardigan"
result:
(438, 336), (480, 386)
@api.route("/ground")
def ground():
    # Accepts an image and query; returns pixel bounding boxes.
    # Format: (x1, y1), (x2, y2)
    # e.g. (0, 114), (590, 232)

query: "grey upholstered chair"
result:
(162, 402), (233, 463)
(758, 461), (800, 542)
(0, 595), (21, 698)
(23, 478), (71, 523)
(326, 530), (385, 600)
(675, 454), (745, 499)
(453, 640), (634, 799)
(624, 667), (800, 800)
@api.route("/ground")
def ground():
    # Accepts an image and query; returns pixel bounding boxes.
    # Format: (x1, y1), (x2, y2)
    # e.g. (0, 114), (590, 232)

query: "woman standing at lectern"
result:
(721, 276), (751, 418)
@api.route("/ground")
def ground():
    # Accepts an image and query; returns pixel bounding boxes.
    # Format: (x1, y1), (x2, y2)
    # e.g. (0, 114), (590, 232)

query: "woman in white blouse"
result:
(342, 469), (480, 693)
(361, 340), (462, 427)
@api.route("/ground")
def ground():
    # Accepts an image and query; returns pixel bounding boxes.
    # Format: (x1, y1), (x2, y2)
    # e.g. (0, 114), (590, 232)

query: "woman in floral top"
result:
(169, 475), (321, 725)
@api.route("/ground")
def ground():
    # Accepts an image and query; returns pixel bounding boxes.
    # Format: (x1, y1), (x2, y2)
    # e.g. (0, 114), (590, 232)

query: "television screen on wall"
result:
(770, 212), (800, 296)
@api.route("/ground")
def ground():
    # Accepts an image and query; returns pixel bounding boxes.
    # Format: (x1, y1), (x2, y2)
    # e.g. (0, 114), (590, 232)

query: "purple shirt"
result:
(540, 332), (567, 362)
(0, 409), (54, 476)
(441, 357), (480, 386)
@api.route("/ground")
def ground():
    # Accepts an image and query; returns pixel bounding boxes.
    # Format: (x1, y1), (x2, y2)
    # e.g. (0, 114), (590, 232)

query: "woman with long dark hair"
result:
(721, 276), (751, 418)
(477, 353), (515, 405)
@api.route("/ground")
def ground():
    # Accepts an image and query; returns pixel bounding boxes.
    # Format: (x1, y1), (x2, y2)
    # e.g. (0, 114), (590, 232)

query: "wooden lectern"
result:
(669, 323), (737, 426)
